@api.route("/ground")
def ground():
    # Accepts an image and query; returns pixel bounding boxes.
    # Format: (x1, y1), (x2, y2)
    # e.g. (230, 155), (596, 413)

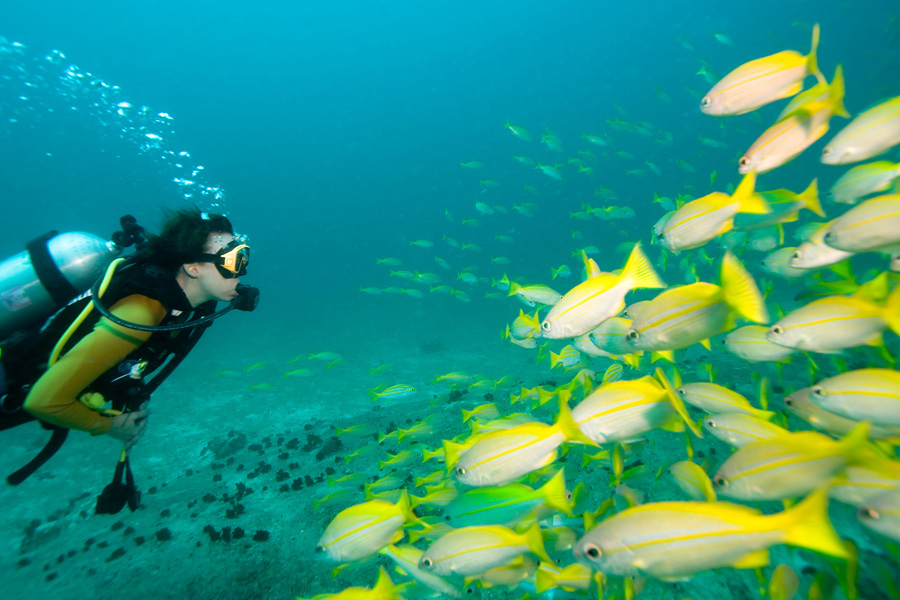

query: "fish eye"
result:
(770, 325), (783, 335)
(858, 507), (879, 519)
(739, 156), (750, 167)
(455, 466), (466, 477)
(792, 251), (801, 259)
(421, 557), (434, 569)
(822, 147), (832, 156)
(314, 545), (324, 553)
(701, 97), (711, 107)
(706, 419), (717, 428)
(465, 585), (476, 595)
(811, 386), (824, 398)
(677, 388), (686, 396)
(784, 397), (793, 407)
(541, 321), (551, 331)
(628, 330), (639, 340)
(584, 544), (602, 559)
(714, 475), (729, 487)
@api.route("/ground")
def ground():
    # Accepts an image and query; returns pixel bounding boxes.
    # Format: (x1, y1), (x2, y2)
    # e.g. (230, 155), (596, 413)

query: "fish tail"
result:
(555, 393), (598, 446)
(720, 252), (770, 324)
(882, 285), (900, 337)
(550, 351), (561, 370)
(373, 567), (402, 600)
(808, 24), (825, 86)
(508, 281), (522, 297)
(733, 172), (769, 214)
(778, 488), (851, 560)
(839, 421), (872, 463)
(799, 178), (825, 217)
(369, 388), (381, 403)
(538, 469), (573, 517)
(523, 521), (554, 564)
(535, 566), (559, 594)
(655, 367), (703, 437)
(828, 65), (850, 118)
(621, 242), (666, 290)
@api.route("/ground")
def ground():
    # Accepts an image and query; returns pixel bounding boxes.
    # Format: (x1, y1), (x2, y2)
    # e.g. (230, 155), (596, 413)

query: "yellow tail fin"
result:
(720, 252), (770, 324)
(777, 488), (850, 560)
(808, 24), (825, 86)
(621, 242), (666, 290)
(799, 178), (825, 217)
(828, 65), (850, 119)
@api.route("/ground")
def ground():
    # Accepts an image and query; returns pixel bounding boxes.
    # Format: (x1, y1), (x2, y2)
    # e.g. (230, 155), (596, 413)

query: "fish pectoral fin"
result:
(732, 549), (770, 569)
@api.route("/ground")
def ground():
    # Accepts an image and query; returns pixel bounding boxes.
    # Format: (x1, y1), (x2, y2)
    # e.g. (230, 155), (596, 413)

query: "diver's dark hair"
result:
(138, 208), (234, 271)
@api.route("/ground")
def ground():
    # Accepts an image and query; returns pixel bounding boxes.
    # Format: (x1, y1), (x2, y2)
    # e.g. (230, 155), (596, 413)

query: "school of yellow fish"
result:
(310, 23), (900, 600)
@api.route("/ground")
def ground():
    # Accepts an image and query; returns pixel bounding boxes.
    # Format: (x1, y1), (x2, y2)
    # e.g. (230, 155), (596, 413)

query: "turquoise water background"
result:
(1, 1), (899, 599)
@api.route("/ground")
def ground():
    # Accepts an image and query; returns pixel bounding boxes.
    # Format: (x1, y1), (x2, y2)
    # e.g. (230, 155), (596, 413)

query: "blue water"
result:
(1, 1), (899, 598)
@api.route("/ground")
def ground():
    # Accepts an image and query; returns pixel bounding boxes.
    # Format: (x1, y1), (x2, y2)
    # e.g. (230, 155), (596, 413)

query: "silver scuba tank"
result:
(0, 231), (120, 340)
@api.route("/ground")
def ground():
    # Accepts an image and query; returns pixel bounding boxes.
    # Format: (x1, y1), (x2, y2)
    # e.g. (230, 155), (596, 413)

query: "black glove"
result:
(232, 285), (260, 312)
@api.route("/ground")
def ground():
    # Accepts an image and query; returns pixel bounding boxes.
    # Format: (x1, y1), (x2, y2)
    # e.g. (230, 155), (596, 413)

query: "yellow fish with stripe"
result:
(712, 423), (870, 501)
(574, 488), (848, 580)
(419, 522), (552, 577)
(739, 65), (848, 175)
(453, 397), (595, 487)
(659, 173), (768, 253)
(316, 491), (418, 563)
(541, 243), (665, 339)
(700, 24), (822, 116)
(626, 252), (769, 357)
(767, 287), (900, 353)
(829, 160), (900, 205)
(823, 193), (900, 253)
(810, 368), (900, 428)
(822, 95), (900, 165)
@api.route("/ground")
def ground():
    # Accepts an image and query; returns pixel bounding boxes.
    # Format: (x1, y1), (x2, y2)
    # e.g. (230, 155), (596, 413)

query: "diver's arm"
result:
(23, 295), (167, 435)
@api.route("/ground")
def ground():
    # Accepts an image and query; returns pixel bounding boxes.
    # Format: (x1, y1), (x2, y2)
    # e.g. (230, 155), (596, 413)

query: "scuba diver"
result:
(0, 208), (259, 512)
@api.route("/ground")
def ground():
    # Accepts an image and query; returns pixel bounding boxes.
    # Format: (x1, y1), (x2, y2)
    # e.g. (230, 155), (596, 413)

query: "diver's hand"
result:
(107, 405), (150, 449)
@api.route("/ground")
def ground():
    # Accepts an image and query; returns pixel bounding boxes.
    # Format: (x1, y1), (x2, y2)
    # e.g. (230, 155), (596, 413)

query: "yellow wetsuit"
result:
(23, 294), (167, 435)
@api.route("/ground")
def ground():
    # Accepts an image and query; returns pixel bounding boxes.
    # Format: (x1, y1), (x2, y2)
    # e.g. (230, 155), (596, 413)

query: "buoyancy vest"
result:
(0, 261), (215, 482)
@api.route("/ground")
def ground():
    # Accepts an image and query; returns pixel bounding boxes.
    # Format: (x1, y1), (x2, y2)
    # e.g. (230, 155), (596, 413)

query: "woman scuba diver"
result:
(0, 208), (258, 500)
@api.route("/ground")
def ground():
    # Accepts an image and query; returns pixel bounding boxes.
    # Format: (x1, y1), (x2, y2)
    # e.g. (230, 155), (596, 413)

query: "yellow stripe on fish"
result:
(541, 242), (665, 339)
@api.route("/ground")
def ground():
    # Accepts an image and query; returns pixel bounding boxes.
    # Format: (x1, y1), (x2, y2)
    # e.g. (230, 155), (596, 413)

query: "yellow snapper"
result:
(626, 252), (769, 356)
(572, 489), (848, 580)
(549, 344), (582, 369)
(418, 522), (552, 577)
(669, 460), (716, 502)
(760, 247), (810, 279)
(379, 545), (467, 598)
(739, 66), (848, 175)
(823, 193), (900, 253)
(789, 221), (854, 269)
(733, 178), (823, 231)
(443, 469), (571, 528)
(829, 460), (900, 508)
(822, 95), (900, 165)
(712, 423), (869, 501)
(830, 161), (900, 205)
(784, 386), (900, 442)
(316, 491), (418, 563)
(700, 24), (822, 116)
(767, 288), (900, 353)
(659, 173), (769, 253)
(676, 382), (775, 419)
(508, 281), (563, 306)
(453, 398), (594, 487)
(541, 243), (666, 339)
(724, 324), (797, 362)
(810, 368), (900, 427)
(588, 316), (636, 355)
(703, 413), (789, 448)
(325, 567), (402, 600)
(857, 488), (900, 543)
(571, 376), (683, 444)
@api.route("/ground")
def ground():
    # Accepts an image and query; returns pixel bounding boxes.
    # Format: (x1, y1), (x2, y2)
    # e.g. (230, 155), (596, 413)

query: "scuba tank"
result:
(0, 216), (144, 341)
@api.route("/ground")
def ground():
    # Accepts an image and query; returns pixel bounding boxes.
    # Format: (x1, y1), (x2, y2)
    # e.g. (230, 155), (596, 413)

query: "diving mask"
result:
(196, 238), (250, 278)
